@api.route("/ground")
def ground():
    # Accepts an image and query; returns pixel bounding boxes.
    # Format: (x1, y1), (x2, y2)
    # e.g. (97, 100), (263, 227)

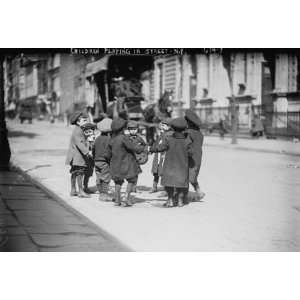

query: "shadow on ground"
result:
(8, 130), (38, 139)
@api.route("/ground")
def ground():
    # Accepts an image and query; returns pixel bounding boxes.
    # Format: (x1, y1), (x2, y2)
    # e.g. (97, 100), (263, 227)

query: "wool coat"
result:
(186, 127), (204, 166)
(152, 132), (193, 188)
(65, 125), (89, 167)
(104, 133), (144, 181)
(93, 134), (111, 162)
(186, 127), (204, 183)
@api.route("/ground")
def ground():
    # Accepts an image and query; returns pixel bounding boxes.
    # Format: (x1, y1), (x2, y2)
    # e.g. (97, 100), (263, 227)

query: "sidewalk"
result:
(203, 135), (300, 157)
(0, 169), (128, 251)
(6, 120), (300, 251)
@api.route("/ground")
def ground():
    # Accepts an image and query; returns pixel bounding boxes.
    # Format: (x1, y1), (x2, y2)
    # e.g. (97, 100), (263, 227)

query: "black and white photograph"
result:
(1, 1), (300, 299)
(0, 48), (299, 252)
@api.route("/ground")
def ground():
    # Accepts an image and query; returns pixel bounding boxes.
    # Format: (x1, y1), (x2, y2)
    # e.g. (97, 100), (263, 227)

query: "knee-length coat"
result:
(186, 127), (204, 183)
(104, 133), (144, 181)
(65, 125), (89, 167)
(151, 132), (193, 188)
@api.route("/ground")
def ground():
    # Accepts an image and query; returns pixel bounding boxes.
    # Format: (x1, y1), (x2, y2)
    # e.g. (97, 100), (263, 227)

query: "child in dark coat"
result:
(185, 109), (205, 201)
(65, 112), (91, 198)
(150, 117), (193, 207)
(126, 121), (147, 193)
(81, 122), (97, 194)
(104, 118), (145, 207)
(93, 118), (113, 201)
(150, 118), (173, 193)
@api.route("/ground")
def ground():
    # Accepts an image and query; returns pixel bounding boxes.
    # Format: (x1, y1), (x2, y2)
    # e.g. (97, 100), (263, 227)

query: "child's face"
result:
(83, 129), (94, 137)
(128, 128), (138, 135)
(77, 117), (88, 127)
(159, 123), (170, 132)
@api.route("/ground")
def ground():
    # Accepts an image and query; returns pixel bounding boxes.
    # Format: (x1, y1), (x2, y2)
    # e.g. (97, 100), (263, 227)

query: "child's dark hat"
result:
(111, 118), (127, 132)
(185, 109), (201, 128)
(170, 117), (187, 131)
(81, 122), (96, 131)
(161, 118), (172, 125)
(127, 121), (138, 128)
(70, 111), (87, 125)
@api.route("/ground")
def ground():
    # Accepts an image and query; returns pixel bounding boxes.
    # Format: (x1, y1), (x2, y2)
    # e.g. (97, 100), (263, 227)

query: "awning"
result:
(85, 56), (110, 77)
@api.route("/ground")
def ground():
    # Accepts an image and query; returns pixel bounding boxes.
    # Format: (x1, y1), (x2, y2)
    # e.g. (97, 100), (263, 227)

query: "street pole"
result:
(223, 51), (238, 144)
(0, 55), (11, 170)
(228, 73), (238, 145)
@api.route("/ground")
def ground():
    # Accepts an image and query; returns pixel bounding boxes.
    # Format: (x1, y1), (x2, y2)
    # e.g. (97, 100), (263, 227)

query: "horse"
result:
(143, 90), (173, 144)
(104, 90), (173, 144)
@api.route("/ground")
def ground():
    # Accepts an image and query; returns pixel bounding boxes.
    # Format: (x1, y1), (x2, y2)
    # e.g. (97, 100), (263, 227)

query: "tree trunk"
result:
(0, 56), (11, 170)
(228, 78), (238, 144)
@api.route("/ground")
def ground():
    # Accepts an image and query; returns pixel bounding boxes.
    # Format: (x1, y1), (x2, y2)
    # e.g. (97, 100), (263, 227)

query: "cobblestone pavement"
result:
(5, 119), (300, 251)
(0, 170), (128, 252)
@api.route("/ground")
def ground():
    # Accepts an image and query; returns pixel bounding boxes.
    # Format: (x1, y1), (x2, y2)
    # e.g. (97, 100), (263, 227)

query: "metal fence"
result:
(265, 111), (300, 138)
(175, 106), (300, 138)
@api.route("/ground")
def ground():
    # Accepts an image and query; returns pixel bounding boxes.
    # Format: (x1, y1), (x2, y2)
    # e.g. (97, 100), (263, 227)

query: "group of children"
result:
(65, 108), (205, 208)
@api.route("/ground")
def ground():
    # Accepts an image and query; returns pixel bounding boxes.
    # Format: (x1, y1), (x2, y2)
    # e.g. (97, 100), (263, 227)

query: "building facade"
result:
(5, 50), (300, 136)
(150, 51), (300, 136)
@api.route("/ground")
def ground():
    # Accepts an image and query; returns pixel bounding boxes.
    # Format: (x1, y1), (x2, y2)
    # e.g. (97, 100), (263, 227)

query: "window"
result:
(158, 63), (163, 97)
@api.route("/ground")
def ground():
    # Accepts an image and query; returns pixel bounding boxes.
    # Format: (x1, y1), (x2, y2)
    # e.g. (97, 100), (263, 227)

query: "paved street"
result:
(5, 119), (300, 251)
(0, 169), (128, 251)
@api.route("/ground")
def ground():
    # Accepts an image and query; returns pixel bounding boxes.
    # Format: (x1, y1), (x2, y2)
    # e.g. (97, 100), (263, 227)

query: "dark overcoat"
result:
(152, 132), (193, 188)
(104, 133), (144, 181)
(186, 127), (204, 166)
(186, 127), (204, 183)
(65, 125), (89, 167)
(93, 134), (111, 162)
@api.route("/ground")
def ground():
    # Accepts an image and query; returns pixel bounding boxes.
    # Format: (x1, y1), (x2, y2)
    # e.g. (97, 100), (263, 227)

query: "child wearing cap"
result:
(104, 118), (145, 207)
(93, 118), (113, 201)
(184, 109), (205, 201)
(126, 121), (148, 193)
(65, 111), (91, 198)
(150, 117), (193, 207)
(81, 122), (97, 194)
(150, 118), (173, 193)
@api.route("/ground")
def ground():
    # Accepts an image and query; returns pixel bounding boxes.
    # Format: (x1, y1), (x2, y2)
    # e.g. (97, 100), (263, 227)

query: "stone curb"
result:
(10, 161), (132, 252)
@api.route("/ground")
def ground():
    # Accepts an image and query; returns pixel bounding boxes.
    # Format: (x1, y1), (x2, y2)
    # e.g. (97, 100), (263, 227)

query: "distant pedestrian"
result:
(65, 112), (91, 198)
(219, 118), (227, 139)
(251, 115), (264, 137)
(150, 118), (173, 193)
(104, 118), (145, 207)
(94, 118), (113, 201)
(150, 117), (193, 207)
(185, 109), (206, 201)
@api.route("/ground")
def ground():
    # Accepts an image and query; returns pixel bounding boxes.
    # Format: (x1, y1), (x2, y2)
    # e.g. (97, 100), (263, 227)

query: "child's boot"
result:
(194, 183), (205, 201)
(131, 184), (137, 193)
(70, 174), (77, 196)
(77, 175), (91, 198)
(150, 181), (158, 193)
(122, 183), (133, 207)
(177, 191), (184, 207)
(113, 184), (122, 206)
(164, 187), (174, 208)
(165, 198), (173, 208)
(83, 175), (93, 194)
(99, 182), (111, 201)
